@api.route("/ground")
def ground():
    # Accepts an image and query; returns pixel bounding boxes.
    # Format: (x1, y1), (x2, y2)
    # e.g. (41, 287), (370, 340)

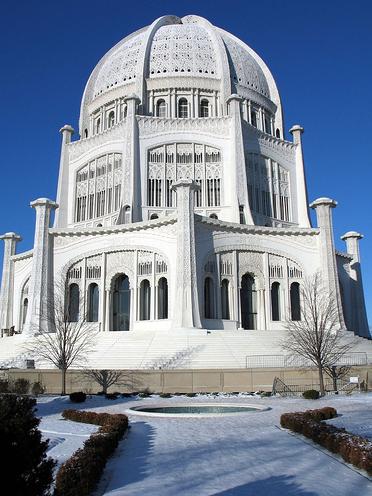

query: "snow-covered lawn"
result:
(37, 393), (372, 495)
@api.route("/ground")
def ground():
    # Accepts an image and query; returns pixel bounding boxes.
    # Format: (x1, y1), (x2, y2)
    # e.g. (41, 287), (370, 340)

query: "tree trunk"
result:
(318, 365), (325, 396)
(61, 368), (66, 395)
(332, 374), (338, 392)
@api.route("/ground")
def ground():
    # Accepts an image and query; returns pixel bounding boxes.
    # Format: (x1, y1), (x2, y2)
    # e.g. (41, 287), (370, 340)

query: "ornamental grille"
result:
(246, 153), (290, 223)
(148, 143), (222, 208)
(269, 265), (284, 278)
(138, 262), (152, 276)
(75, 153), (122, 223)
(86, 266), (101, 279)
(68, 267), (82, 279)
(288, 265), (303, 279)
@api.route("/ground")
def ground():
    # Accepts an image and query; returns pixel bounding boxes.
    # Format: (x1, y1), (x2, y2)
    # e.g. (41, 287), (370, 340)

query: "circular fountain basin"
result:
(127, 403), (270, 417)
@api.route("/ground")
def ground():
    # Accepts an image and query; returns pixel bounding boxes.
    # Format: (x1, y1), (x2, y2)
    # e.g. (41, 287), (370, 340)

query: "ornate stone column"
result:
(23, 198), (58, 335)
(172, 180), (202, 329)
(120, 94), (141, 223)
(341, 231), (370, 338)
(0, 232), (21, 331)
(310, 197), (345, 328)
(290, 125), (311, 228)
(227, 94), (253, 225)
(54, 125), (74, 228)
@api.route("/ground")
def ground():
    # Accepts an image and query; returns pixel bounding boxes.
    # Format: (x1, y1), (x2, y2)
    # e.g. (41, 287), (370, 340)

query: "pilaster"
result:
(120, 94), (141, 223)
(341, 231), (370, 338)
(310, 197), (345, 328)
(226, 94), (253, 225)
(290, 125), (311, 227)
(172, 180), (202, 329)
(54, 125), (74, 228)
(23, 198), (58, 335)
(0, 232), (21, 330)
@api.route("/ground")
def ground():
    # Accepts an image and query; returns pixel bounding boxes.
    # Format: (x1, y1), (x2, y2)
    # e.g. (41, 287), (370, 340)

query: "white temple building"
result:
(0, 14), (370, 369)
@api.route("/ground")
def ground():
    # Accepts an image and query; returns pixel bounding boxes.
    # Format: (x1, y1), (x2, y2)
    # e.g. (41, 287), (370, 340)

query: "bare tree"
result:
(24, 281), (98, 395)
(81, 369), (136, 394)
(324, 364), (351, 393)
(281, 272), (354, 396)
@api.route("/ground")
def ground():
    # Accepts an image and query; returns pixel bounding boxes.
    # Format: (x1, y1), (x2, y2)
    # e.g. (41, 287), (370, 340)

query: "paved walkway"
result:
(94, 395), (372, 496)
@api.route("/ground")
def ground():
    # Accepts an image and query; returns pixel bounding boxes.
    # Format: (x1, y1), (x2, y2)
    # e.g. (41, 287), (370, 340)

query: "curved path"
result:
(94, 394), (372, 496)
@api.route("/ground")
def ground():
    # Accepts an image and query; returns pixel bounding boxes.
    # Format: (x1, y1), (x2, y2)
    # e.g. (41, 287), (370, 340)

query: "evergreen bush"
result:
(12, 378), (30, 395)
(105, 392), (119, 400)
(0, 379), (9, 393)
(31, 381), (45, 396)
(69, 391), (87, 403)
(0, 394), (55, 496)
(302, 389), (320, 400)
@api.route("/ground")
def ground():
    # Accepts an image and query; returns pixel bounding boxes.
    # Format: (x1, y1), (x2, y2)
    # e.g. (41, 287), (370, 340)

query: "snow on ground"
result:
(36, 393), (372, 495)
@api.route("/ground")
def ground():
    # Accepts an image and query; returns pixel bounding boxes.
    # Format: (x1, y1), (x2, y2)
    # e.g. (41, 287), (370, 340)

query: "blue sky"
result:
(1, 0), (371, 321)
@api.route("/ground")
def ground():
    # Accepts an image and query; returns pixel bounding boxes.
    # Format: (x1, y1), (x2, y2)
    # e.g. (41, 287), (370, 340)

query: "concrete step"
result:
(0, 329), (371, 370)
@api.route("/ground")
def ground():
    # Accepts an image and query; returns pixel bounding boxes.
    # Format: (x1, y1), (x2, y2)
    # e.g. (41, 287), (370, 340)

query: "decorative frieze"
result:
(137, 116), (231, 137)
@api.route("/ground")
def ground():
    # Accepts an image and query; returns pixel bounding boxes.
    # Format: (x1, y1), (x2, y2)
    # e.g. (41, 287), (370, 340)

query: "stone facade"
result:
(0, 15), (370, 361)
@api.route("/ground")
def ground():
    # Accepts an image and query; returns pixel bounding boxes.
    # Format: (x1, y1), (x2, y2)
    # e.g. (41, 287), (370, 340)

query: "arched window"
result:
(158, 277), (168, 319)
(95, 118), (101, 134)
(68, 283), (80, 322)
(124, 205), (131, 224)
(200, 99), (209, 117)
(108, 111), (115, 128)
(157, 99), (166, 118)
(22, 298), (28, 326)
(290, 282), (301, 321)
(276, 128), (281, 138)
(240, 274), (257, 329)
(112, 274), (130, 331)
(264, 116), (271, 134)
(150, 213), (159, 220)
(271, 282), (280, 321)
(140, 279), (151, 320)
(221, 279), (230, 320)
(239, 205), (245, 224)
(204, 277), (215, 319)
(250, 110), (257, 128)
(178, 98), (188, 118)
(209, 213), (218, 219)
(84, 129), (88, 139)
(87, 283), (99, 322)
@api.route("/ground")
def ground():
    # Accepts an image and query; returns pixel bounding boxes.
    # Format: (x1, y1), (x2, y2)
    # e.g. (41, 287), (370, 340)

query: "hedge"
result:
(280, 407), (372, 474)
(69, 392), (87, 403)
(54, 410), (129, 496)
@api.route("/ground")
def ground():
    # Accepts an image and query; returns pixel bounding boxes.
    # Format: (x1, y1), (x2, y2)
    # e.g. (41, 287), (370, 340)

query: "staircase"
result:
(0, 328), (371, 370)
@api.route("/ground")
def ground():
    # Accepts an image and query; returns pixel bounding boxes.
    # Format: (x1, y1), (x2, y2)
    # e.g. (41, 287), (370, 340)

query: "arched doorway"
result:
(290, 282), (301, 321)
(139, 279), (151, 321)
(87, 283), (99, 322)
(221, 279), (230, 320)
(158, 277), (168, 319)
(204, 277), (215, 319)
(271, 282), (281, 321)
(240, 274), (257, 329)
(112, 274), (130, 331)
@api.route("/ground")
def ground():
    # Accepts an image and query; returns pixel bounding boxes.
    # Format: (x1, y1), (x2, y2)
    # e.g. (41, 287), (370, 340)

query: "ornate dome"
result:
(148, 23), (219, 79)
(80, 15), (282, 132)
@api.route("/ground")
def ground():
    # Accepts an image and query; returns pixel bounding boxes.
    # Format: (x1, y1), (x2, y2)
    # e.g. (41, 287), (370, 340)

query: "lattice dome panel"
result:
(149, 24), (219, 78)
(222, 35), (270, 98)
(93, 33), (144, 98)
